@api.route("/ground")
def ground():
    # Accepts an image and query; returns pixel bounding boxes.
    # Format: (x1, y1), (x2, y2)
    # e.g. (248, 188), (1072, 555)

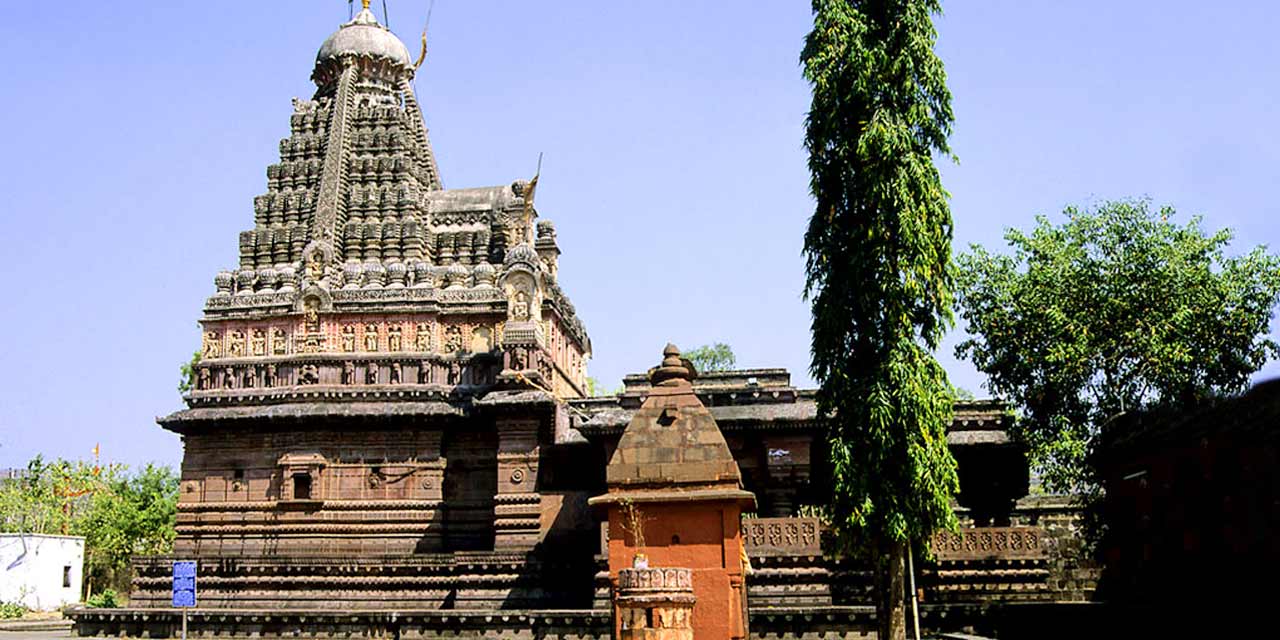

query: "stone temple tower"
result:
(139, 5), (594, 609)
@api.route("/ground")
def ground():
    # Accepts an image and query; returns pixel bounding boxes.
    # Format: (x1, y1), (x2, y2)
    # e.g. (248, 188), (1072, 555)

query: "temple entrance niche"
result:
(443, 427), (498, 551)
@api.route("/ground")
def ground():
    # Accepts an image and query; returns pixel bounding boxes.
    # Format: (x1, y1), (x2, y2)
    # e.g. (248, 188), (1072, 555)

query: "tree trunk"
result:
(877, 540), (907, 640)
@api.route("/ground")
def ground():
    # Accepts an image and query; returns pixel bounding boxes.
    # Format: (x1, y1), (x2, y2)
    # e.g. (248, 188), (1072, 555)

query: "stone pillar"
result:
(615, 567), (695, 640)
(494, 418), (541, 549)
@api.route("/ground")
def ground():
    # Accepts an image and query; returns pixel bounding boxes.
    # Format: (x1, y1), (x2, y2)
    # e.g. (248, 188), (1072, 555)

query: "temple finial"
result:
(362, 0), (371, 10)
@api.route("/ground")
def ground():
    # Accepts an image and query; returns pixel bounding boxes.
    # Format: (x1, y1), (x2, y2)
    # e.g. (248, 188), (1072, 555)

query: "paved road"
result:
(0, 632), (72, 640)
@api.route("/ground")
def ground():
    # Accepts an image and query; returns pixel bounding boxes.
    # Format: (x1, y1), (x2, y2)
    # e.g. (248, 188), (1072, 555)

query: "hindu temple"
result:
(70, 6), (1097, 638)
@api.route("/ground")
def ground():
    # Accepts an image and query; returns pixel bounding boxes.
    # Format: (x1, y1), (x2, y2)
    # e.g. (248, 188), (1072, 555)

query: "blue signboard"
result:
(172, 561), (197, 608)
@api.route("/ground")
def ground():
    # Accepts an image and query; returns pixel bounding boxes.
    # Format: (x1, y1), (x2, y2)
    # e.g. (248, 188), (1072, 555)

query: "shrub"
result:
(86, 590), (119, 608)
(0, 601), (26, 619)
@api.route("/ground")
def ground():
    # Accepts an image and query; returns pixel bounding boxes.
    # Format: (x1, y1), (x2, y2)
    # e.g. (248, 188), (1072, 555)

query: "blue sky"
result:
(1, 1), (1278, 469)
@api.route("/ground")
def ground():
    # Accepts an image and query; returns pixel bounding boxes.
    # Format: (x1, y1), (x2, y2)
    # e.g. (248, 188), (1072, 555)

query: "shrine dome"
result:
(317, 7), (412, 68)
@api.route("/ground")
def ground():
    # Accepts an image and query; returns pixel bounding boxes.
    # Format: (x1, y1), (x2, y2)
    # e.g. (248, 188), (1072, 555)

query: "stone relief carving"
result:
(197, 367), (211, 390)
(202, 331), (222, 358)
(299, 364), (320, 385)
(414, 322), (432, 351)
(271, 328), (287, 355)
(251, 329), (266, 356)
(444, 326), (463, 353)
(342, 325), (357, 352)
(365, 364), (379, 385)
(389, 362), (402, 384)
(342, 361), (356, 385)
(265, 364), (278, 387)
(471, 327), (492, 353)
(447, 361), (461, 385)
(228, 331), (246, 357)
(418, 360), (432, 384)
(388, 326), (402, 351)
(364, 324), (379, 351)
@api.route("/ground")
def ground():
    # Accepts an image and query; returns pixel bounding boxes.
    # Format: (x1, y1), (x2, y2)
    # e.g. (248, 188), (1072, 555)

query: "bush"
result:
(85, 590), (119, 608)
(0, 601), (26, 619)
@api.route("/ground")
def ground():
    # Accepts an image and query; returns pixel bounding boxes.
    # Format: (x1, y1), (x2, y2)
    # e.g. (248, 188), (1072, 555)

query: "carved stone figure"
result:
(303, 297), (321, 333)
(389, 362), (402, 384)
(414, 323), (432, 351)
(224, 366), (238, 389)
(509, 349), (527, 371)
(228, 331), (246, 357)
(265, 364), (278, 388)
(444, 326), (463, 353)
(271, 328), (287, 355)
(299, 364), (320, 385)
(418, 360), (432, 384)
(342, 361), (356, 385)
(197, 367), (211, 390)
(364, 324), (379, 351)
(365, 364), (379, 384)
(471, 327), (492, 352)
(447, 361), (461, 385)
(251, 329), (266, 356)
(512, 291), (531, 320)
(202, 331), (222, 358)
(388, 325), (402, 351)
(243, 367), (257, 388)
(342, 325), (357, 352)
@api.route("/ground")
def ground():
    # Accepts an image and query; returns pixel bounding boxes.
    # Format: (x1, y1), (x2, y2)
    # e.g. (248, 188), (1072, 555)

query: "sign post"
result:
(172, 561), (197, 640)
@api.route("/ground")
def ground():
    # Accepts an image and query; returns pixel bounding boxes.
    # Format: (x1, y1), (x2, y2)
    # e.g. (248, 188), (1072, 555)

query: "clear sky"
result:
(1, 1), (1278, 469)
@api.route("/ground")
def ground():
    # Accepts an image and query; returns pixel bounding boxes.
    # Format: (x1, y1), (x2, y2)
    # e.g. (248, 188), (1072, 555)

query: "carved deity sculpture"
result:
(509, 349), (527, 371)
(364, 324), (379, 351)
(418, 360), (432, 384)
(342, 325), (357, 352)
(390, 362), (402, 384)
(243, 367), (257, 389)
(414, 323), (432, 351)
(342, 361), (355, 385)
(224, 367), (238, 389)
(197, 367), (211, 390)
(447, 361), (462, 385)
(265, 364), (278, 388)
(305, 252), (325, 283)
(303, 297), (320, 333)
(202, 332), (222, 358)
(444, 326), (463, 353)
(251, 329), (266, 356)
(299, 364), (320, 385)
(365, 364), (379, 384)
(228, 331), (246, 358)
(388, 326), (403, 352)
(271, 328), (287, 355)
(512, 291), (531, 320)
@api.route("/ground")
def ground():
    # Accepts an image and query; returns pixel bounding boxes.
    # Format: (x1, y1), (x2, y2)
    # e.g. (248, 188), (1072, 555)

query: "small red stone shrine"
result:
(590, 344), (756, 640)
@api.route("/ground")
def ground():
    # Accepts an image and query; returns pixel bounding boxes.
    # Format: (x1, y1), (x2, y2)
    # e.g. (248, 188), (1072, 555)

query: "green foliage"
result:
(85, 589), (119, 609)
(0, 457), (179, 598)
(801, 0), (960, 554)
(0, 601), (26, 619)
(951, 386), (976, 401)
(955, 199), (1280, 491)
(0, 456), (101, 536)
(178, 350), (201, 394)
(79, 464), (180, 594)
(682, 343), (736, 373)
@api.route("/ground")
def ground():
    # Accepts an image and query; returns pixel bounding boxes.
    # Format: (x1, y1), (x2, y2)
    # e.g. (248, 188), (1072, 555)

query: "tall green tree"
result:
(682, 343), (736, 373)
(956, 199), (1280, 492)
(801, 1), (959, 637)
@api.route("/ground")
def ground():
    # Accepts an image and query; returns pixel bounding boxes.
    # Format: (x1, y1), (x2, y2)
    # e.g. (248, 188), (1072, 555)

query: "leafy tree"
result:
(682, 343), (736, 373)
(178, 350), (201, 394)
(0, 457), (179, 598)
(956, 199), (1280, 492)
(584, 377), (623, 397)
(78, 464), (179, 595)
(801, 1), (959, 638)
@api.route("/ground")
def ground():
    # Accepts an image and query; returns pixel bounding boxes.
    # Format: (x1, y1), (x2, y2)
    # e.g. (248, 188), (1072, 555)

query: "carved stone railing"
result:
(615, 567), (694, 640)
(930, 526), (1047, 561)
(741, 517), (822, 557)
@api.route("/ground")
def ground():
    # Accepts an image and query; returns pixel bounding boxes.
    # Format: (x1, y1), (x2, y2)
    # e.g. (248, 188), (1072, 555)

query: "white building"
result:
(0, 534), (84, 611)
